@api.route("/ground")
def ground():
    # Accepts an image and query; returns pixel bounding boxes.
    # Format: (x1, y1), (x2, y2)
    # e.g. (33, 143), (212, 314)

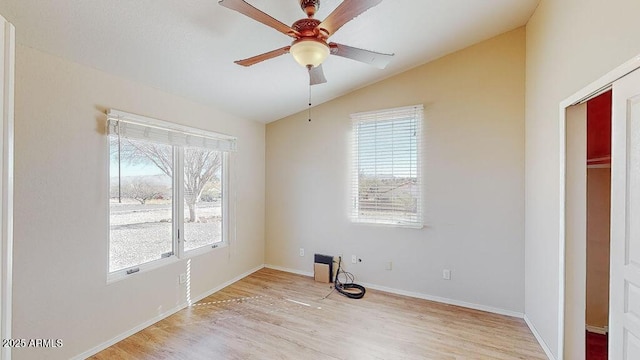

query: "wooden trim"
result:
(585, 325), (608, 335)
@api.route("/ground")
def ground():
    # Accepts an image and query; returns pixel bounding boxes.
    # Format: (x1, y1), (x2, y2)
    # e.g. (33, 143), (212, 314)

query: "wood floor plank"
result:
(89, 268), (546, 360)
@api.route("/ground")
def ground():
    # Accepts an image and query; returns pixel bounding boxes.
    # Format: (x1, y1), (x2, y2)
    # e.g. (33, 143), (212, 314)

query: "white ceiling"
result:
(0, 0), (539, 123)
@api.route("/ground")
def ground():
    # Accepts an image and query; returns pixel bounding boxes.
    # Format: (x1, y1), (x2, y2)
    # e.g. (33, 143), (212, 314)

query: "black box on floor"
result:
(314, 254), (333, 283)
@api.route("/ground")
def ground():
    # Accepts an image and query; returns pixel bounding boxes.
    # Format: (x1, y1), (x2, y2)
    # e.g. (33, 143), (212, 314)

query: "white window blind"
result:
(350, 105), (423, 227)
(106, 109), (237, 152)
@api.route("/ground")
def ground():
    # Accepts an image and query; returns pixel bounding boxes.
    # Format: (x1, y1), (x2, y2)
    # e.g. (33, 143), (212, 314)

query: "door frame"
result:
(0, 14), (14, 360)
(559, 55), (640, 359)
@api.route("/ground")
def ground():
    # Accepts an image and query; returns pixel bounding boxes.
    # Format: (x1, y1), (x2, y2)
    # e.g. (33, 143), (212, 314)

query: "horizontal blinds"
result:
(106, 109), (237, 152)
(350, 105), (423, 226)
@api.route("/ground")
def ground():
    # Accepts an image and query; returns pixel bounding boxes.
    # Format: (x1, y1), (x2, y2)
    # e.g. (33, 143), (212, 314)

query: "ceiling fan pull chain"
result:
(308, 70), (312, 122)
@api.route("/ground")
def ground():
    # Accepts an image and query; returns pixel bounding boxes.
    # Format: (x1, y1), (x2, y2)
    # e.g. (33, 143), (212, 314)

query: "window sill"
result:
(107, 255), (180, 284)
(183, 242), (227, 258)
(351, 220), (424, 229)
(106, 243), (227, 284)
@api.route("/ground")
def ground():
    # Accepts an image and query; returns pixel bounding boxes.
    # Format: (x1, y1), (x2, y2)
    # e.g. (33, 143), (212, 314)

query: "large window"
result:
(107, 110), (236, 277)
(350, 105), (423, 227)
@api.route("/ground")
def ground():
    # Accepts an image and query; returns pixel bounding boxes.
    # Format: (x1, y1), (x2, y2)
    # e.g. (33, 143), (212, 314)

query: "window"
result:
(182, 146), (224, 252)
(109, 137), (174, 272)
(107, 110), (236, 277)
(350, 105), (423, 227)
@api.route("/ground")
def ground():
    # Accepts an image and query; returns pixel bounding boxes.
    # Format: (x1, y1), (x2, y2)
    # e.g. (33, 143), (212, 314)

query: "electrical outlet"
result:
(351, 255), (357, 264)
(385, 261), (392, 270)
(442, 269), (451, 280)
(299, 248), (304, 257)
(179, 273), (187, 284)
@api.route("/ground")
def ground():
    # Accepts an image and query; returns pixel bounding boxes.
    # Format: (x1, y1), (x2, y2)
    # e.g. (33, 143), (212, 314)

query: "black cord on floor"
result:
(320, 286), (335, 300)
(334, 256), (366, 299)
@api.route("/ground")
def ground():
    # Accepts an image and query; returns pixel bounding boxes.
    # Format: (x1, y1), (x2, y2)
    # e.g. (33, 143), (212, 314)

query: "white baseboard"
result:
(359, 281), (524, 318)
(265, 264), (523, 318)
(264, 264), (313, 277)
(524, 315), (556, 360)
(72, 265), (263, 360)
(586, 324), (608, 335)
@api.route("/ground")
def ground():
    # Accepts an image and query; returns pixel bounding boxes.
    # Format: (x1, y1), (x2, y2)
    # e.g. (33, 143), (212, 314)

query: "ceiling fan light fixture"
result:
(290, 39), (330, 68)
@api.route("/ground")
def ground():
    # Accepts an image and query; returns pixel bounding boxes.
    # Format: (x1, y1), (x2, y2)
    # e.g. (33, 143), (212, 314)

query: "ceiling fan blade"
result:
(309, 65), (327, 85)
(329, 42), (393, 69)
(234, 46), (291, 66)
(317, 0), (383, 37)
(219, 0), (299, 38)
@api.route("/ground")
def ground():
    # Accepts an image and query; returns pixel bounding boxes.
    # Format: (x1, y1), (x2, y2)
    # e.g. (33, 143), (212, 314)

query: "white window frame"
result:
(106, 109), (236, 282)
(350, 105), (423, 228)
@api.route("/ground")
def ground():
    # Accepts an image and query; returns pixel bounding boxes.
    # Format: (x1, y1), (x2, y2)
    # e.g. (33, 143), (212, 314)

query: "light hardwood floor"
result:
(90, 268), (546, 359)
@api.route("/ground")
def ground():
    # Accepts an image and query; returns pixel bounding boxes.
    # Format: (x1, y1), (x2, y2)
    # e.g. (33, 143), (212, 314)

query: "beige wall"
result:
(525, 0), (640, 357)
(586, 167), (611, 330)
(266, 28), (526, 313)
(12, 45), (265, 359)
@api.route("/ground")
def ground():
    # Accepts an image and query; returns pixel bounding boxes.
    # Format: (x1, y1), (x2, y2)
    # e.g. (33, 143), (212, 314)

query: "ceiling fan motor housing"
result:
(292, 18), (322, 37)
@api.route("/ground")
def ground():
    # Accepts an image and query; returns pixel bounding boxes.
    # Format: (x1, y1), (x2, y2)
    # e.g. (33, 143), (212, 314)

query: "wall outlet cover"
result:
(443, 269), (451, 280)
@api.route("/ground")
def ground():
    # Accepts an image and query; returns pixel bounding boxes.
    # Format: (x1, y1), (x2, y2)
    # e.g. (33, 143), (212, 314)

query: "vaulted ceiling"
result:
(0, 0), (539, 123)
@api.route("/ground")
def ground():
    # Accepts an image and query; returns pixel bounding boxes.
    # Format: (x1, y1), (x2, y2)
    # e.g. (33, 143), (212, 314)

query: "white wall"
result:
(12, 45), (265, 359)
(525, 0), (640, 358)
(266, 29), (525, 314)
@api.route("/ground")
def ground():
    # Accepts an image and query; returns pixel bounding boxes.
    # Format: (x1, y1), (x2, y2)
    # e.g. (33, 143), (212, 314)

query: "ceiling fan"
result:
(218, 0), (394, 85)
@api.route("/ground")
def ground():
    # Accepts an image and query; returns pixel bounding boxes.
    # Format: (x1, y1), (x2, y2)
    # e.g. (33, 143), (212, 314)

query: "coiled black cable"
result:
(334, 256), (366, 299)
